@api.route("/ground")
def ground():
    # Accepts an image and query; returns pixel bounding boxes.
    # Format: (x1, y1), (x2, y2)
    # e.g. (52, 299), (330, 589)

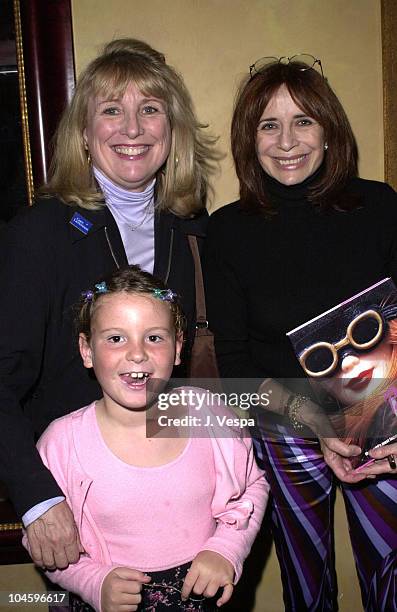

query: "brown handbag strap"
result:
(187, 235), (207, 324)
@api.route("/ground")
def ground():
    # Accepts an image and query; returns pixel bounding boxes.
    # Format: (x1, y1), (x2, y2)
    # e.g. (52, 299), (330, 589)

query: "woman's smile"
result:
(256, 84), (325, 186)
(84, 83), (171, 192)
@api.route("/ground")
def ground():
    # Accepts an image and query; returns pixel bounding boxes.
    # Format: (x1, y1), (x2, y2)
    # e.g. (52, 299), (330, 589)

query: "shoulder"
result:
(206, 201), (260, 253)
(206, 201), (242, 242)
(2, 197), (75, 246)
(11, 197), (73, 226)
(347, 177), (397, 204)
(170, 209), (208, 237)
(343, 178), (397, 226)
(207, 200), (259, 235)
(208, 201), (243, 225)
(38, 403), (94, 449)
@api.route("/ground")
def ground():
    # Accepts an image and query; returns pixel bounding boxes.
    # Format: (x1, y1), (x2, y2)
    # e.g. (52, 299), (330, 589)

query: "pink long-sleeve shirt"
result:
(25, 391), (268, 611)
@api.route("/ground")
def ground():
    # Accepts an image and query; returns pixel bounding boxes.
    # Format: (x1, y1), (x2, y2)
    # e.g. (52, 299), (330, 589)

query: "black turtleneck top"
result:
(203, 176), (397, 381)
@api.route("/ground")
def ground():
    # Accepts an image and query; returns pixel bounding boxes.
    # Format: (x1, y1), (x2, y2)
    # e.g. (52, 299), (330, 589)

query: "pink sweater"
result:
(25, 391), (268, 611)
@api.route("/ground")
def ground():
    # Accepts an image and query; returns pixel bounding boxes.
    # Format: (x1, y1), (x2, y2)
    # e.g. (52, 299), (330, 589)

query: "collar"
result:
(264, 163), (325, 204)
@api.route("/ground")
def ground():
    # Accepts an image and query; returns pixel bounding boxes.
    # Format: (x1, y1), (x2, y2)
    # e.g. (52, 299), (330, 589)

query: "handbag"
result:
(187, 235), (222, 390)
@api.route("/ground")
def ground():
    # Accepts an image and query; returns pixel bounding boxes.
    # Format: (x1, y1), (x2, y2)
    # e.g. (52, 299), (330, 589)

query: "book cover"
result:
(287, 278), (397, 468)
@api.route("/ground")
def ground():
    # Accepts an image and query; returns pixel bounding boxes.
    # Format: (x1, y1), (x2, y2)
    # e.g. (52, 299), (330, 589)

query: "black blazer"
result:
(0, 197), (207, 516)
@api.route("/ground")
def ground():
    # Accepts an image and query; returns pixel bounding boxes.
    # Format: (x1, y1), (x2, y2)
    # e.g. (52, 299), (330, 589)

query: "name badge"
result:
(69, 212), (93, 235)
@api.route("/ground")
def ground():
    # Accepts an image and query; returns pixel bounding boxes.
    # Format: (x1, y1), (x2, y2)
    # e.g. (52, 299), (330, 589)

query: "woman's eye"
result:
(297, 118), (314, 126)
(258, 122), (278, 131)
(141, 105), (161, 115)
(102, 106), (121, 115)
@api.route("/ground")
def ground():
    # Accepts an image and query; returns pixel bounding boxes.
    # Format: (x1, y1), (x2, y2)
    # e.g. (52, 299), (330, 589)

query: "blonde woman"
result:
(0, 38), (218, 571)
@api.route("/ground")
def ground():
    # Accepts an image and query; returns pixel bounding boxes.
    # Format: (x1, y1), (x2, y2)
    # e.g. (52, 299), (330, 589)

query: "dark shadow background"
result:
(0, 0), (28, 223)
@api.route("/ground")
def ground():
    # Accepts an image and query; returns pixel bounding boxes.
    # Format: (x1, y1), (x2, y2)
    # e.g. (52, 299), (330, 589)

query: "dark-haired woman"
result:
(204, 57), (397, 611)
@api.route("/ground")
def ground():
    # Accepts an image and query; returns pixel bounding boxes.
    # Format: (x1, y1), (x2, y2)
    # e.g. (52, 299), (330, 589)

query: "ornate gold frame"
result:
(13, 0), (34, 205)
(381, 0), (397, 190)
(12, 0), (75, 205)
(0, 0), (75, 564)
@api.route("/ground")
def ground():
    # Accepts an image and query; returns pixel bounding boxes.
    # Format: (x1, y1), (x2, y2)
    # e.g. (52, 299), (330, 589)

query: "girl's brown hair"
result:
(77, 265), (185, 341)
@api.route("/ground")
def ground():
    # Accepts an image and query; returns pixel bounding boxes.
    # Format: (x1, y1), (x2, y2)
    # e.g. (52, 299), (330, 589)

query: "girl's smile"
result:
(79, 292), (182, 418)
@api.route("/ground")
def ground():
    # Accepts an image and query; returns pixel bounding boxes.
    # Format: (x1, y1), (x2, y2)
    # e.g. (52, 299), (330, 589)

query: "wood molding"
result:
(381, 0), (397, 190)
(17, 0), (76, 190)
(0, 0), (75, 563)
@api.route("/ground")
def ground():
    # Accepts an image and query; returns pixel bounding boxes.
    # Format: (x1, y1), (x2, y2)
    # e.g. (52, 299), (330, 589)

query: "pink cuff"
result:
(214, 499), (254, 529)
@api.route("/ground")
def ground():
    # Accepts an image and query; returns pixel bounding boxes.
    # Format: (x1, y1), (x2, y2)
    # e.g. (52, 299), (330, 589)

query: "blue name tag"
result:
(69, 212), (93, 235)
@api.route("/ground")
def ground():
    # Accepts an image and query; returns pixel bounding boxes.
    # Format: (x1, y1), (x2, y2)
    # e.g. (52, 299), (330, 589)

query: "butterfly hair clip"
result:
(153, 288), (177, 302)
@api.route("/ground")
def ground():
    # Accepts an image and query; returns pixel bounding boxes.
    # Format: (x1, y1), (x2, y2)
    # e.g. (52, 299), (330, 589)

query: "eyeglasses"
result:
(249, 54), (323, 79)
(299, 310), (384, 378)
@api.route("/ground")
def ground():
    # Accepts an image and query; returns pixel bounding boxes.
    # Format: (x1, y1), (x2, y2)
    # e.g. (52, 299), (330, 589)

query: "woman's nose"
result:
(340, 353), (360, 373)
(278, 126), (298, 151)
(120, 111), (143, 139)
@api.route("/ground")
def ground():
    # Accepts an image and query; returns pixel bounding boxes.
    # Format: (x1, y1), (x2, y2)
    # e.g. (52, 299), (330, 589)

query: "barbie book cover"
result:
(287, 278), (397, 468)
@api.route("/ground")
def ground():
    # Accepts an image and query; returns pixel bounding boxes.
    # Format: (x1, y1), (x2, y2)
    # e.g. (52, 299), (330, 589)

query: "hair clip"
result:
(153, 288), (176, 302)
(81, 289), (94, 302)
(95, 282), (108, 294)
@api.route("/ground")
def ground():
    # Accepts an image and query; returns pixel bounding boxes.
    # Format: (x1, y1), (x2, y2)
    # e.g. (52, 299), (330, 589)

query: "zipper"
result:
(104, 226), (120, 269)
(164, 227), (174, 283)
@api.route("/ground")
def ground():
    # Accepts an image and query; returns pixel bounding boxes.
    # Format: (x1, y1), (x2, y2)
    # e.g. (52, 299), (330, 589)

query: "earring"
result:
(324, 143), (329, 151)
(84, 140), (92, 165)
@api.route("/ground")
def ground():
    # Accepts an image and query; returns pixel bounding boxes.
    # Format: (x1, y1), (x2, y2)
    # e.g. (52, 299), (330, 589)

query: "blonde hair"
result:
(41, 39), (219, 216)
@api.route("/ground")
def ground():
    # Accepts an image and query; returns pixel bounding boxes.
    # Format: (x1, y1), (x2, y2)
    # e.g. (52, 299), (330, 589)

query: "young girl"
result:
(24, 266), (268, 612)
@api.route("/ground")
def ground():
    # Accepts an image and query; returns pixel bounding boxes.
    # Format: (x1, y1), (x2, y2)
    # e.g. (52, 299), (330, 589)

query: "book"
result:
(287, 278), (397, 468)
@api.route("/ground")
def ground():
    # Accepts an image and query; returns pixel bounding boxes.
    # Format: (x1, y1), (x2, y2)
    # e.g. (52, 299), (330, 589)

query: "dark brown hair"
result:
(77, 265), (185, 340)
(231, 61), (358, 214)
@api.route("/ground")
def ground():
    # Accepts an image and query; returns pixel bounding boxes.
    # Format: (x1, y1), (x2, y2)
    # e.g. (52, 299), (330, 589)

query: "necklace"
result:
(129, 202), (154, 231)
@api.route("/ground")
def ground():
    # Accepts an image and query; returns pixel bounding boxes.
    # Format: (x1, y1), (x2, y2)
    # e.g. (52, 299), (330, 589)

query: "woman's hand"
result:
(101, 567), (151, 612)
(258, 381), (379, 482)
(297, 399), (374, 483)
(366, 441), (397, 475)
(26, 500), (83, 569)
(181, 550), (234, 607)
(318, 437), (370, 482)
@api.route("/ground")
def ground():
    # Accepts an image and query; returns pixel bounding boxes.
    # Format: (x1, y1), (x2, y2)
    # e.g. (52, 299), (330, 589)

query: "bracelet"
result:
(285, 394), (310, 431)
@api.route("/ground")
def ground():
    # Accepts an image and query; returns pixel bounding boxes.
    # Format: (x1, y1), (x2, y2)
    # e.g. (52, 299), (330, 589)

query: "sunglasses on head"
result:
(299, 310), (385, 378)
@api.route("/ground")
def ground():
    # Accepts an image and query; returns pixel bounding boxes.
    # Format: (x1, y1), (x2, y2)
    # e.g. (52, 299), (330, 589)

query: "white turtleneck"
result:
(93, 166), (155, 273)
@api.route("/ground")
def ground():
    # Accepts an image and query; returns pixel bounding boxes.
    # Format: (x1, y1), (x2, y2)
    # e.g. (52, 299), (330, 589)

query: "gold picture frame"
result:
(13, 0), (76, 205)
(381, 0), (397, 191)
(0, 0), (75, 563)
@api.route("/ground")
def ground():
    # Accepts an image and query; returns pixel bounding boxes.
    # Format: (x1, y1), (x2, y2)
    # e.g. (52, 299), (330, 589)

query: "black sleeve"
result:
(379, 183), (397, 283)
(0, 212), (63, 517)
(203, 213), (265, 381)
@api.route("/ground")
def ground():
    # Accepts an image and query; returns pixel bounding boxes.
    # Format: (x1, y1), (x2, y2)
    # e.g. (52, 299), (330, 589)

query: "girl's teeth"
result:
(129, 372), (147, 379)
